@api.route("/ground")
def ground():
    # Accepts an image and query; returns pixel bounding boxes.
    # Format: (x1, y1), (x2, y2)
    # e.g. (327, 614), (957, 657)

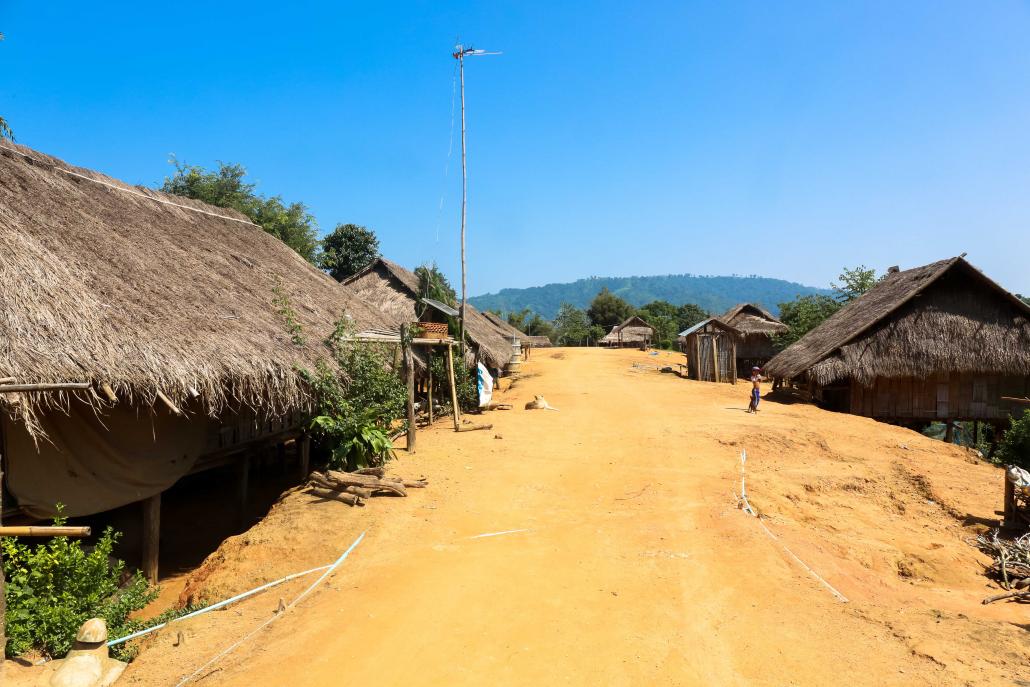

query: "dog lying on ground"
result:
(524, 395), (559, 411)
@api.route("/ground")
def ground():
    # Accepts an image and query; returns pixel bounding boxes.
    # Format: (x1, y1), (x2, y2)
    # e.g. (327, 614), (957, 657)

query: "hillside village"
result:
(2, 6), (1030, 687)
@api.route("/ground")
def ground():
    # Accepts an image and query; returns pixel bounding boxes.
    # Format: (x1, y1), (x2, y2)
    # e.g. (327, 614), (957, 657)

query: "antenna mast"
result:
(452, 42), (500, 353)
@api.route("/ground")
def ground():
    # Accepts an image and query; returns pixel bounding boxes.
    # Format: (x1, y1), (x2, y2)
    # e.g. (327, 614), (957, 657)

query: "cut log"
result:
(312, 470), (407, 497)
(982, 590), (1030, 604)
(343, 486), (373, 499)
(457, 423), (493, 432)
(354, 467), (385, 478)
(308, 488), (364, 507)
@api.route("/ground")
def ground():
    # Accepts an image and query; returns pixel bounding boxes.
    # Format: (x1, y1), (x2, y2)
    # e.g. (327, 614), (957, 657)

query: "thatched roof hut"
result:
(0, 143), (390, 548)
(765, 256), (1030, 422)
(720, 303), (788, 369)
(679, 318), (740, 383)
(0, 142), (389, 424)
(342, 258), (516, 372)
(600, 316), (655, 348)
(523, 335), (553, 349)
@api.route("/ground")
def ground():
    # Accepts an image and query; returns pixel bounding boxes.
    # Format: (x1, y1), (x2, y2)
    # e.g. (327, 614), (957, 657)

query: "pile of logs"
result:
(307, 467), (427, 507)
(976, 529), (1030, 604)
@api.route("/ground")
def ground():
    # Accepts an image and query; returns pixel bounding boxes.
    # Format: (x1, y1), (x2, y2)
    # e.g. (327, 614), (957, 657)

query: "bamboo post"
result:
(1003, 475), (1016, 529)
(237, 455), (250, 527)
(446, 343), (461, 431)
(298, 434), (311, 479)
(731, 340), (738, 385)
(427, 351), (434, 425)
(0, 526), (91, 537)
(142, 493), (161, 584)
(712, 336), (720, 384)
(402, 325), (416, 453)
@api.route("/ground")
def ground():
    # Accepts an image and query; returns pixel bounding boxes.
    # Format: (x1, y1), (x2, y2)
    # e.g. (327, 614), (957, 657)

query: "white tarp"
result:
(477, 362), (494, 408)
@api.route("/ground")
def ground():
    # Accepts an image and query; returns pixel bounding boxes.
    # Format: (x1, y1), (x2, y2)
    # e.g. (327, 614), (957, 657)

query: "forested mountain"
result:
(470, 273), (829, 319)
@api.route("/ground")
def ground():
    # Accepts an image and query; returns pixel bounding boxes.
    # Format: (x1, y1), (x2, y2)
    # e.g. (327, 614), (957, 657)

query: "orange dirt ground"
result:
(6, 347), (1028, 686)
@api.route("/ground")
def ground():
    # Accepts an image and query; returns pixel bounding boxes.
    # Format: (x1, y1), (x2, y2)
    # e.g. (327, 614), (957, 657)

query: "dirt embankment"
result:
(10, 347), (1025, 686)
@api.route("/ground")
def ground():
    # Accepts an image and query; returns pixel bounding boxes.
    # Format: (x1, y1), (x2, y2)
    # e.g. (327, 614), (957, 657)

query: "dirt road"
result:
(116, 347), (1025, 686)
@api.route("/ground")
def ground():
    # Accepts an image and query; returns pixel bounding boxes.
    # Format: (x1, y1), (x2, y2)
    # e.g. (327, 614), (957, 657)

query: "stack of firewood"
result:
(976, 529), (1030, 604)
(307, 467), (427, 506)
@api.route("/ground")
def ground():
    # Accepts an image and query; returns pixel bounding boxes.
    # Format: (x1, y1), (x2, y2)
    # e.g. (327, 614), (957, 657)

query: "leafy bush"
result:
(997, 409), (1030, 470)
(2, 513), (156, 661)
(303, 322), (408, 470)
(429, 354), (477, 412)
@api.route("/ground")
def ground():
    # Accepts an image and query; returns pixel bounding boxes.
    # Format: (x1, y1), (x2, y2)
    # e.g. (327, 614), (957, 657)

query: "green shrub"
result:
(429, 354), (478, 412)
(2, 512), (157, 661)
(302, 321), (408, 470)
(997, 409), (1030, 470)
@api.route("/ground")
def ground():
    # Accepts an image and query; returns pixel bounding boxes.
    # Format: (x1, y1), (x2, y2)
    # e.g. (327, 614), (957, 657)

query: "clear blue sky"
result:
(3, 2), (1029, 297)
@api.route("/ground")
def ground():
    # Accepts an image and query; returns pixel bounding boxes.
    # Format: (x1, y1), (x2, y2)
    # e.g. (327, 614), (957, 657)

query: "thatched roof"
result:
(0, 142), (391, 424)
(679, 317), (741, 338)
(523, 335), (553, 348)
(600, 316), (655, 345)
(720, 303), (788, 336)
(342, 258), (516, 370)
(765, 257), (1030, 386)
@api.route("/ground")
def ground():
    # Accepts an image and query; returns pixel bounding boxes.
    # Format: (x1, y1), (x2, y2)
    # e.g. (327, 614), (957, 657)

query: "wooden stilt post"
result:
(447, 343), (461, 431)
(427, 351), (434, 425)
(402, 324), (416, 453)
(298, 433), (311, 479)
(712, 336), (720, 384)
(142, 493), (161, 584)
(945, 421), (954, 443)
(237, 455), (250, 527)
(1004, 474), (1017, 529)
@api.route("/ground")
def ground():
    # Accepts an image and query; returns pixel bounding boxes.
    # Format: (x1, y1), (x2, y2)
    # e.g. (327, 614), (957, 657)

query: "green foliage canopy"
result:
(319, 223), (380, 281)
(997, 409), (1030, 471)
(832, 265), (879, 304)
(773, 294), (841, 350)
(586, 288), (635, 329)
(553, 303), (592, 346)
(160, 160), (319, 263)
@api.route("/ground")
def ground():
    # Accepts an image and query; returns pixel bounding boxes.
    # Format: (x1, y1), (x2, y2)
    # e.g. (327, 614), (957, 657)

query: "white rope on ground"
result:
(174, 531), (366, 687)
(0, 143), (260, 227)
(469, 528), (530, 539)
(738, 449), (848, 603)
(107, 563), (333, 647)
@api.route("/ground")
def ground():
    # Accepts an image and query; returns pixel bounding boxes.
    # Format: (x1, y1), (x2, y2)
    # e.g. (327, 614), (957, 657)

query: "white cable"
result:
(174, 531), (366, 686)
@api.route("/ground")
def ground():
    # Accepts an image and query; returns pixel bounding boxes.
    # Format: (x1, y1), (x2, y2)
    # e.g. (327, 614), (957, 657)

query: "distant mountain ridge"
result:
(470, 273), (830, 320)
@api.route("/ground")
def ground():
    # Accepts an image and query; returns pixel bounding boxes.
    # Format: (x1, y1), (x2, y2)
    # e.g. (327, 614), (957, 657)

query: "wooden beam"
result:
(446, 344), (461, 431)
(0, 526), (90, 537)
(100, 382), (118, 403)
(0, 382), (90, 393)
(712, 336), (720, 384)
(298, 434), (311, 480)
(427, 352), (434, 425)
(402, 324), (416, 453)
(142, 493), (161, 584)
(155, 389), (182, 415)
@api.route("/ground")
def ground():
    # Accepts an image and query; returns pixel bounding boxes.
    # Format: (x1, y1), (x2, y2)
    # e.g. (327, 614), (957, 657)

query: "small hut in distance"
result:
(720, 303), (789, 372)
(600, 316), (655, 349)
(679, 318), (740, 383)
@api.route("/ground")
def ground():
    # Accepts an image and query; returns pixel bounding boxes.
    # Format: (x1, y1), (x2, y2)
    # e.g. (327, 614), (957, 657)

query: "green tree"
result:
(675, 303), (709, 333)
(320, 223), (380, 281)
(0, 116), (12, 141)
(415, 262), (458, 307)
(586, 288), (634, 329)
(526, 314), (555, 340)
(832, 265), (878, 304)
(160, 160), (319, 263)
(773, 294), (841, 350)
(554, 303), (591, 346)
(997, 409), (1030, 470)
(636, 301), (681, 348)
(1017, 294), (1030, 307)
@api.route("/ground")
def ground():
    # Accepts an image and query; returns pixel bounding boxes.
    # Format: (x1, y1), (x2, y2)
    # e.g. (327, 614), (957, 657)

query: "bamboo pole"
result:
(0, 382), (90, 393)
(447, 344), (461, 431)
(427, 351), (434, 425)
(0, 526), (91, 537)
(155, 389), (182, 415)
(142, 493), (161, 584)
(402, 324), (416, 453)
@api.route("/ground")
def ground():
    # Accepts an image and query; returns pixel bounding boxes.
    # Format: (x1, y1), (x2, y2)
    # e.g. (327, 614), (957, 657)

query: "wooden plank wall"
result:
(847, 373), (1029, 420)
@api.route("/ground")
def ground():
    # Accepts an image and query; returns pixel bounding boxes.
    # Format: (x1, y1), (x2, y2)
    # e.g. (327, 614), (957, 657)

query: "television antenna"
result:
(452, 42), (501, 350)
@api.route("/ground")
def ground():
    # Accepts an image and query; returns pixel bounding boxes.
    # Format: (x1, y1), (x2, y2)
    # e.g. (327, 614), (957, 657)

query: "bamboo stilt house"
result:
(0, 143), (392, 578)
(764, 256), (1030, 424)
(341, 258), (518, 375)
(720, 303), (788, 372)
(599, 316), (655, 349)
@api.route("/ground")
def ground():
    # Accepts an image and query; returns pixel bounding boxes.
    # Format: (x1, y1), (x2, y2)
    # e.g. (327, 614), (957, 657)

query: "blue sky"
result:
(2, 2), (1029, 297)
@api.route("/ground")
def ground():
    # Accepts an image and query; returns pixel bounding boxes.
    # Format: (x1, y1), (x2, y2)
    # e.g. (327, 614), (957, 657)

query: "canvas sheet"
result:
(3, 400), (210, 518)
